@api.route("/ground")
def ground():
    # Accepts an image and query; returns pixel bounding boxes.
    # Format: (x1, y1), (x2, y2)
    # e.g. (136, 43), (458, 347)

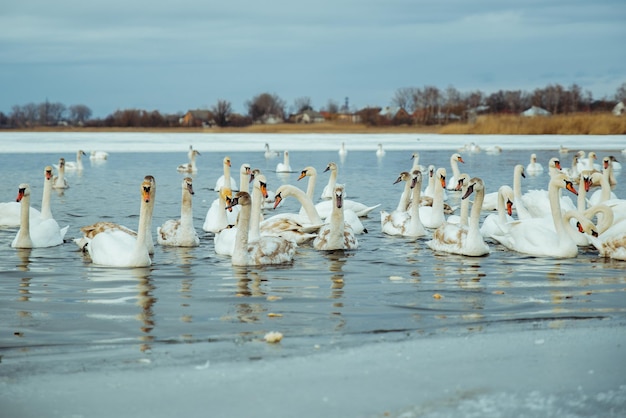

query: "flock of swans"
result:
(1, 143), (624, 269)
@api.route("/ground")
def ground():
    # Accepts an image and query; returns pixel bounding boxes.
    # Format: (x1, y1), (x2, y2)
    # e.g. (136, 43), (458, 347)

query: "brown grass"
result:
(8, 113), (625, 135)
(439, 113), (626, 135)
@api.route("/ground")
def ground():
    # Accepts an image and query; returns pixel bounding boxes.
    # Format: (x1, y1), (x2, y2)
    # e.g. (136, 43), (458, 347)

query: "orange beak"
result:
(298, 171), (307, 181)
(555, 161), (562, 169)
(260, 182), (268, 199)
(142, 188), (151, 203)
(16, 189), (25, 202)
(506, 200), (513, 216)
(273, 194), (283, 209)
(46, 170), (52, 180)
(584, 176), (592, 193)
(440, 176), (446, 189)
(565, 181), (578, 196)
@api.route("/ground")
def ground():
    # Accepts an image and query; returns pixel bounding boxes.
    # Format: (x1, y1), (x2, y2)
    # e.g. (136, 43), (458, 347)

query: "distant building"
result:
(182, 110), (215, 127)
(289, 109), (326, 124)
(521, 106), (551, 117)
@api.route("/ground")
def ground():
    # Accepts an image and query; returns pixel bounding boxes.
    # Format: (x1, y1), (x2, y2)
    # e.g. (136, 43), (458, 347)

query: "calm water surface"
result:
(1, 139), (625, 374)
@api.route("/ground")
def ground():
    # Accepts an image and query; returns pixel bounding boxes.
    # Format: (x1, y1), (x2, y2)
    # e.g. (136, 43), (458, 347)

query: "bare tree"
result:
(69, 104), (92, 124)
(615, 82), (626, 103)
(293, 97), (313, 113)
(245, 93), (286, 122)
(392, 87), (417, 113)
(324, 99), (339, 114)
(212, 99), (232, 127)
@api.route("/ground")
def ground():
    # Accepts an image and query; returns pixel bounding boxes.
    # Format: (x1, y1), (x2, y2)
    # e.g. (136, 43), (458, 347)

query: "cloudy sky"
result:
(2, 0), (625, 118)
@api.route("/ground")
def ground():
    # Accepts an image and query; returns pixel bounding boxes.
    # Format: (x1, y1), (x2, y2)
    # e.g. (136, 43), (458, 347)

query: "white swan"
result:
(214, 156), (238, 192)
(376, 143), (385, 158)
(547, 157), (563, 177)
(203, 187), (239, 233)
(321, 162), (344, 200)
(157, 177), (199, 247)
(250, 168), (275, 210)
(446, 173), (471, 226)
(338, 142), (348, 161)
(1, 165), (56, 227)
(489, 173), (580, 258)
(52, 158), (69, 189)
(410, 152), (426, 172)
(76, 176), (155, 267)
(562, 154), (580, 181)
(177, 149), (200, 173)
(276, 150), (292, 172)
(420, 167), (447, 229)
(260, 184), (324, 244)
(215, 175), (269, 256)
(609, 155), (622, 171)
(90, 150), (109, 160)
(228, 191), (296, 266)
(588, 210), (626, 260)
(381, 170), (426, 237)
(526, 153), (543, 176)
(264, 143), (280, 159)
(511, 164), (532, 220)
(481, 163), (522, 212)
(446, 153), (465, 190)
(297, 166), (318, 201)
(11, 183), (68, 248)
(313, 185), (358, 251)
(480, 185), (514, 240)
(64, 150), (87, 171)
(577, 151), (601, 172)
(427, 177), (490, 257)
(588, 157), (617, 206)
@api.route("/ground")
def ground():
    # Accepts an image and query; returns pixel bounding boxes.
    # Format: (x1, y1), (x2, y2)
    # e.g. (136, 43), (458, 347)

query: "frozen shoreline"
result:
(2, 324), (625, 418)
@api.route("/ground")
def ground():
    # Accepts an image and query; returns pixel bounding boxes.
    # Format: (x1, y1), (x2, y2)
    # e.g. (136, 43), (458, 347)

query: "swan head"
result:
(79, 150), (86, 156)
(499, 185), (515, 216)
(192, 149), (201, 157)
(428, 165), (435, 177)
(603, 156), (611, 169)
(333, 185), (345, 209)
(393, 171), (411, 185)
(16, 183), (30, 202)
(324, 162), (337, 173)
(530, 153), (537, 162)
(141, 176), (155, 202)
(436, 168), (447, 189)
(455, 173), (470, 191)
(183, 177), (194, 195)
(577, 150), (586, 158)
(588, 152), (597, 160)
(552, 173), (577, 196)
(298, 166), (317, 181)
(452, 153), (465, 163)
(223, 156), (232, 167)
(45, 166), (53, 180)
(227, 191), (251, 210)
(411, 170), (423, 189)
(254, 175), (269, 199)
(461, 177), (484, 200)
(549, 157), (562, 171)
(59, 157), (65, 168)
(411, 152), (420, 161)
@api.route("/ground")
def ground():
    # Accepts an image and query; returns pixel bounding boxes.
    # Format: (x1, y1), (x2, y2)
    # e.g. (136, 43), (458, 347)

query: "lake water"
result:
(0, 132), (625, 417)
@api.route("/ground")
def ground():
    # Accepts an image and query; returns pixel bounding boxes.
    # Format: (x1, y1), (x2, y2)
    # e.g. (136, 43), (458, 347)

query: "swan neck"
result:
(292, 186), (323, 224)
(135, 198), (152, 248)
(41, 177), (53, 220)
(233, 203), (251, 262)
(181, 190), (193, 227)
(398, 180), (412, 211)
(249, 187), (263, 241)
(306, 173), (316, 200)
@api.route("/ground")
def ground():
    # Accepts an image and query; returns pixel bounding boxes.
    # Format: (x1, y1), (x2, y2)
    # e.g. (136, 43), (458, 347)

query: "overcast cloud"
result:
(1, 0), (625, 117)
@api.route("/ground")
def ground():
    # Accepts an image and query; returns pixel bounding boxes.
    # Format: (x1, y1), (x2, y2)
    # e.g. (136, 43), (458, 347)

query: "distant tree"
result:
(324, 99), (340, 114)
(245, 93), (286, 122)
(293, 97), (313, 113)
(211, 99), (232, 127)
(0, 111), (7, 127)
(38, 100), (66, 125)
(69, 104), (92, 124)
(392, 87), (417, 113)
(615, 82), (626, 103)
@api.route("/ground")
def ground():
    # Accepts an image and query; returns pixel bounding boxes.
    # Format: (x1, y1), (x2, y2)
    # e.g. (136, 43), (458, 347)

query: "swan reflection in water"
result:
(84, 266), (155, 352)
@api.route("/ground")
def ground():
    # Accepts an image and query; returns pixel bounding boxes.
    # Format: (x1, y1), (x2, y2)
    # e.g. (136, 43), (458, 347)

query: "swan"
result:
(214, 156), (238, 192)
(90, 150), (109, 160)
(446, 153), (464, 190)
(547, 157), (562, 177)
(338, 142), (347, 161)
(611, 155), (622, 171)
(376, 144), (385, 158)
(526, 153), (543, 176)
(485, 145), (502, 155)
(588, 157), (617, 205)
(1, 165), (56, 227)
(250, 168), (275, 210)
(11, 183), (68, 248)
(481, 163), (522, 212)
(276, 150), (292, 172)
(237, 164), (252, 193)
(75, 176), (155, 267)
(511, 164), (533, 220)
(587, 210), (626, 260)
(489, 173), (580, 258)
(521, 168), (577, 219)
(427, 177), (490, 257)
(203, 187), (239, 233)
(422, 165), (448, 201)
(157, 177), (199, 247)
(577, 151), (601, 172)
(446, 173), (471, 226)
(321, 162), (344, 200)
(215, 175), (270, 256)
(480, 185), (514, 240)
(177, 149), (201, 173)
(420, 167), (447, 229)
(562, 154), (580, 181)
(264, 143), (280, 159)
(313, 185), (358, 251)
(295, 164), (379, 219)
(559, 145), (570, 154)
(64, 150), (87, 171)
(260, 184), (324, 244)
(52, 158), (69, 189)
(381, 170), (426, 237)
(227, 191), (296, 266)
(410, 152), (426, 172)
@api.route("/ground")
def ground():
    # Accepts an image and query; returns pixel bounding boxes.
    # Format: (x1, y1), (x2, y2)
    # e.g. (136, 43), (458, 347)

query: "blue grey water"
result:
(0, 133), (624, 416)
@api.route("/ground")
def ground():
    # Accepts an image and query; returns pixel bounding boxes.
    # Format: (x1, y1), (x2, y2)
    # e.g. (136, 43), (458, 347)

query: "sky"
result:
(1, 0), (625, 118)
